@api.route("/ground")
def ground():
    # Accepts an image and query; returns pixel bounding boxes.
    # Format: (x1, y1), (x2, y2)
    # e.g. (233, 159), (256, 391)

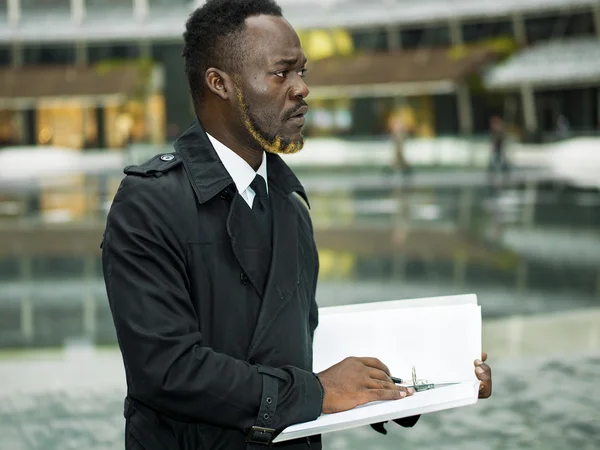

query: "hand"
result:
(474, 352), (492, 399)
(317, 357), (414, 414)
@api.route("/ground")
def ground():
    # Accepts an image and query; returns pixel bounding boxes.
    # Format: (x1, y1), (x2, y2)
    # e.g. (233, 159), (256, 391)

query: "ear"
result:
(205, 68), (233, 100)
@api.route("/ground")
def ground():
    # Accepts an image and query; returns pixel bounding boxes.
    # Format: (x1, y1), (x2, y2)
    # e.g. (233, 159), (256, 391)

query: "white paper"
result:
(273, 294), (482, 443)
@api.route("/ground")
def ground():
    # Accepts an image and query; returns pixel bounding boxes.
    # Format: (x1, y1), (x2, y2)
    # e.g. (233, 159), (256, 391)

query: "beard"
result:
(235, 86), (305, 155)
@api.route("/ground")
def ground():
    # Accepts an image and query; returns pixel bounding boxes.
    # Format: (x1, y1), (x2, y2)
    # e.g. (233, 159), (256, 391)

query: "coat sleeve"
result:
(102, 175), (322, 433)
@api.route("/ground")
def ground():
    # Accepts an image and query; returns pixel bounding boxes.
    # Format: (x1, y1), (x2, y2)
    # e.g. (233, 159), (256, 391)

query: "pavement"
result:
(1, 347), (599, 450)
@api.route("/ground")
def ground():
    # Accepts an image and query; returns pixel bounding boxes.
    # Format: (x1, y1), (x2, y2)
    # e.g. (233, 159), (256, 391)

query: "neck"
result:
(199, 113), (263, 171)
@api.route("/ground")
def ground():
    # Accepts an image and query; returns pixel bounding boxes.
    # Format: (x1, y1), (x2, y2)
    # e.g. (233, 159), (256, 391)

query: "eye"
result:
(275, 71), (289, 78)
(299, 68), (307, 78)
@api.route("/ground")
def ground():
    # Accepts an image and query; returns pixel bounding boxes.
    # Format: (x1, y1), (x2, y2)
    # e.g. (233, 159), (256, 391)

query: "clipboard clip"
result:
(411, 366), (461, 391)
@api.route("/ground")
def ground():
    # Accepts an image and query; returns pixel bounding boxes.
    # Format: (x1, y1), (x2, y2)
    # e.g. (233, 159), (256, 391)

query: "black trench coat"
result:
(102, 120), (323, 450)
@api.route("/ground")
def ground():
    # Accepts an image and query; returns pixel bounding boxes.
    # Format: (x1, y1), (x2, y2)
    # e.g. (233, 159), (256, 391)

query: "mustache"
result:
(283, 101), (308, 121)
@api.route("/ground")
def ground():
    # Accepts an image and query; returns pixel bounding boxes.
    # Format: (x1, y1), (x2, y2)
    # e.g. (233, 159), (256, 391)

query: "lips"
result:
(289, 105), (308, 120)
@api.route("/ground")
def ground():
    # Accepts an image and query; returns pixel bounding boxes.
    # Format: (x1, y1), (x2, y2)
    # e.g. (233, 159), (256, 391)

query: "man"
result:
(488, 115), (509, 181)
(101, 1), (492, 449)
(389, 115), (413, 176)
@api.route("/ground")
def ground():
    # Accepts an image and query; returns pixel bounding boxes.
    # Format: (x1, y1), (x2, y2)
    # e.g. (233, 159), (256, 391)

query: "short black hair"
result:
(182, 0), (283, 109)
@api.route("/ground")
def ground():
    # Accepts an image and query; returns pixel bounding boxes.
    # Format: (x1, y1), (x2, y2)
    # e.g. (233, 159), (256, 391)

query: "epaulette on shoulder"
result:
(124, 153), (182, 178)
(292, 191), (310, 212)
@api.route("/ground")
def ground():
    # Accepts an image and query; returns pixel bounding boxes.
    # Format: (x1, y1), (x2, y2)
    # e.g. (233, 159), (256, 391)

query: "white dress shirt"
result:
(206, 133), (268, 209)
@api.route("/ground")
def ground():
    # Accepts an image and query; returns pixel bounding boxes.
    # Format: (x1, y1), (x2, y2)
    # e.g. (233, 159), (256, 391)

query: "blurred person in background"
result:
(101, 1), (492, 449)
(488, 115), (509, 183)
(389, 114), (413, 177)
(556, 113), (570, 140)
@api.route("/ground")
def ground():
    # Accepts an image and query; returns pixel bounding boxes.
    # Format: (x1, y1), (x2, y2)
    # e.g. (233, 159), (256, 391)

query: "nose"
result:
(291, 75), (309, 100)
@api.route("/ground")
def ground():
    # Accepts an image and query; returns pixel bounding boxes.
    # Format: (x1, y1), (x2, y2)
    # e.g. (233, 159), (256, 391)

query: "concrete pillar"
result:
(75, 41), (88, 65)
(82, 257), (97, 340)
(8, 0), (20, 27)
(457, 83), (473, 135)
(512, 13), (527, 46)
(522, 180), (537, 227)
(593, 5), (600, 37)
(458, 188), (474, 229)
(14, 108), (26, 145)
(597, 87), (600, 130)
(453, 252), (467, 287)
(521, 85), (538, 135)
(71, 0), (84, 24)
(449, 20), (463, 45)
(516, 260), (528, 293)
(20, 258), (34, 343)
(139, 40), (152, 59)
(391, 254), (407, 281)
(386, 25), (402, 51)
(134, 0), (148, 22)
(11, 42), (23, 67)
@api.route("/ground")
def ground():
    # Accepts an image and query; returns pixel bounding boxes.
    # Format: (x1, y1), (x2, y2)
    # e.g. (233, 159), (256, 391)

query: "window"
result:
(86, 0), (132, 15)
(88, 43), (140, 63)
(0, 46), (10, 67)
(0, 110), (22, 146)
(400, 25), (451, 49)
(20, 0), (70, 13)
(23, 44), (75, 65)
(148, 0), (189, 7)
(462, 20), (513, 43)
(526, 11), (595, 43)
(351, 29), (387, 52)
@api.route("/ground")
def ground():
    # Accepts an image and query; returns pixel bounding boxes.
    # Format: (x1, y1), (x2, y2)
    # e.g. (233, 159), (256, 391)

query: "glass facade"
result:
(0, 110), (21, 146)
(23, 44), (75, 65)
(0, 45), (10, 67)
(535, 87), (599, 136)
(86, 0), (132, 18)
(20, 0), (70, 13)
(462, 19), (513, 43)
(400, 25), (451, 48)
(525, 11), (596, 43)
(88, 43), (140, 63)
(148, 0), (189, 7)
(350, 28), (388, 52)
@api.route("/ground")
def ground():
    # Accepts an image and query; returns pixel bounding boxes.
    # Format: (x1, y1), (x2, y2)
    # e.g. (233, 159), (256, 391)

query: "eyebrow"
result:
(273, 57), (307, 67)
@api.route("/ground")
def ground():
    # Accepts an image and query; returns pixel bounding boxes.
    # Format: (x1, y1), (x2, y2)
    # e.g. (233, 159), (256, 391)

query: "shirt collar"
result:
(172, 118), (308, 206)
(206, 132), (268, 195)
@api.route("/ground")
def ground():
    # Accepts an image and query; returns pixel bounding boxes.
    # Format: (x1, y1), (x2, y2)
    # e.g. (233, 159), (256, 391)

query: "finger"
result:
(475, 365), (491, 383)
(481, 352), (488, 362)
(367, 367), (394, 383)
(357, 357), (391, 376)
(371, 388), (408, 401)
(369, 379), (415, 395)
(374, 373), (416, 396)
(479, 383), (492, 398)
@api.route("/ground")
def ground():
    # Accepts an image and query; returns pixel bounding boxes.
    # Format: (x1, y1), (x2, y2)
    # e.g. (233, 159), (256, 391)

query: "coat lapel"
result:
(247, 184), (304, 355)
(226, 193), (272, 298)
(173, 121), (312, 355)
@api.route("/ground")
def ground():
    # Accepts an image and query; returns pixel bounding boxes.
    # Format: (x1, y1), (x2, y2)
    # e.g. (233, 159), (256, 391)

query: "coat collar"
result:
(173, 118), (309, 207)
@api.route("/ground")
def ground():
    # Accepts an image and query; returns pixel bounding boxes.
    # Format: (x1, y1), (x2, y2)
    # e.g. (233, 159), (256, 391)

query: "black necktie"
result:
(250, 175), (272, 243)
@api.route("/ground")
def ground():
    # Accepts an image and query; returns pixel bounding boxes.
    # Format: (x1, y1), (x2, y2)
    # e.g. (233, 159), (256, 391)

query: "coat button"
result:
(240, 272), (250, 285)
(266, 397), (272, 404)
(219, 189), (230, 200)
(160, 154), (174, 161)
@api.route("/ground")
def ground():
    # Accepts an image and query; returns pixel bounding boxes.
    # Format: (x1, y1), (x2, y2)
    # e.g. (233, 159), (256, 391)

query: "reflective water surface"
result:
(1, 168), (599, 448)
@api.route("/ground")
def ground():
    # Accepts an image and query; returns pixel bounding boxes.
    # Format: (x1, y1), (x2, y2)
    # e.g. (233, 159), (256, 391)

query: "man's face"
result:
(233, 15), (309, 155)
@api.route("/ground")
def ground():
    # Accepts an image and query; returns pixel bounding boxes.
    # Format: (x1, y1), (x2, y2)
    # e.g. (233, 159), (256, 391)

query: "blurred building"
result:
(0, 0), (599, 148)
